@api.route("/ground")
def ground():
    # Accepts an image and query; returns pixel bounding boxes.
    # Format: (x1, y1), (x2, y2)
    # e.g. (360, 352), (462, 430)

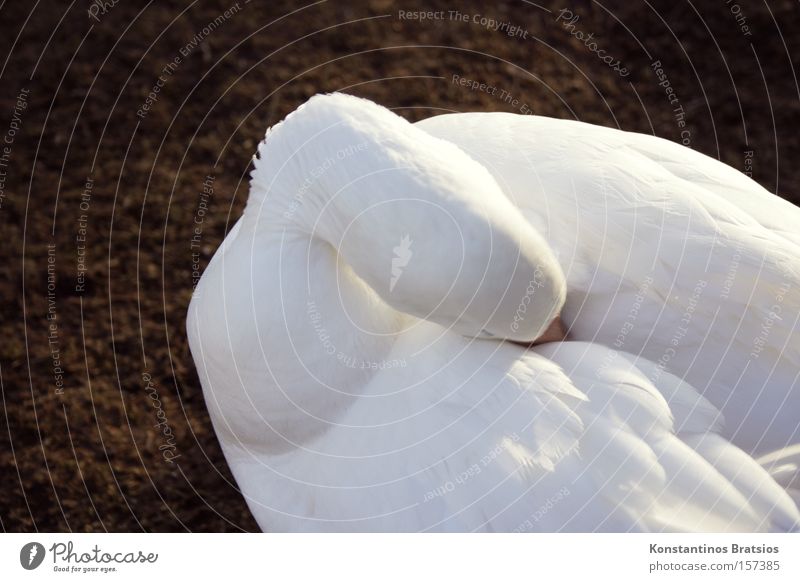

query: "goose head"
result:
(247, 93), (566, 344)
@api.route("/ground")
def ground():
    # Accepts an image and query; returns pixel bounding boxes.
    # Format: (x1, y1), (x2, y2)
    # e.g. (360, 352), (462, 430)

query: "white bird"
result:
(417, 111), (800, 456)
(187, 93), (799, 532)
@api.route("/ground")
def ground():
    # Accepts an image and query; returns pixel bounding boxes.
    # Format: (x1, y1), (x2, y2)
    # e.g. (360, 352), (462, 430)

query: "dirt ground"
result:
(0, 0), (798, 531)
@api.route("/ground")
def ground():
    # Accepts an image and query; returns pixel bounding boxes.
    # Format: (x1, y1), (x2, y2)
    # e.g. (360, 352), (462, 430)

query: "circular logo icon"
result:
(20, 542), (46, 570)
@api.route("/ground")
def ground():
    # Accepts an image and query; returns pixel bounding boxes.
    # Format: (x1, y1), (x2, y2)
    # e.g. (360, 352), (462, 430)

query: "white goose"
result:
(187, 93), (800, 532)
(417, 111), (800, 456)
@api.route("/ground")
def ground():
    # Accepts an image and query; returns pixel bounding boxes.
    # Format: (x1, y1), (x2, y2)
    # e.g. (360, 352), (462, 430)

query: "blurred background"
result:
(0, 0), (798, 531)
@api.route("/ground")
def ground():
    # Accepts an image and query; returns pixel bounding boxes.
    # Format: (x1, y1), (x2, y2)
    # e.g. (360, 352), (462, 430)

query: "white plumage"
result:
(187, 93), (799, 532)
(417, 111), (800, 455)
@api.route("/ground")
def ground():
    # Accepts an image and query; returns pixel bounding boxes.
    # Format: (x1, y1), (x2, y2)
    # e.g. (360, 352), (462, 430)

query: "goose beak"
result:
(472, 316), (567, 344)
(530, 315), (568, 345)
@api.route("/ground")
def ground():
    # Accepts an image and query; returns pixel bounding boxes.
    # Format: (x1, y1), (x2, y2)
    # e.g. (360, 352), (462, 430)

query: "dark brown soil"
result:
(1, 0), (798, 532)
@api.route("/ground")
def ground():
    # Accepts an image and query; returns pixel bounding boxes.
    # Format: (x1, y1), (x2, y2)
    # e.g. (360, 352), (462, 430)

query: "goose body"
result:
(417, 112), (800, 455)
(187, 93), (799, 531)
